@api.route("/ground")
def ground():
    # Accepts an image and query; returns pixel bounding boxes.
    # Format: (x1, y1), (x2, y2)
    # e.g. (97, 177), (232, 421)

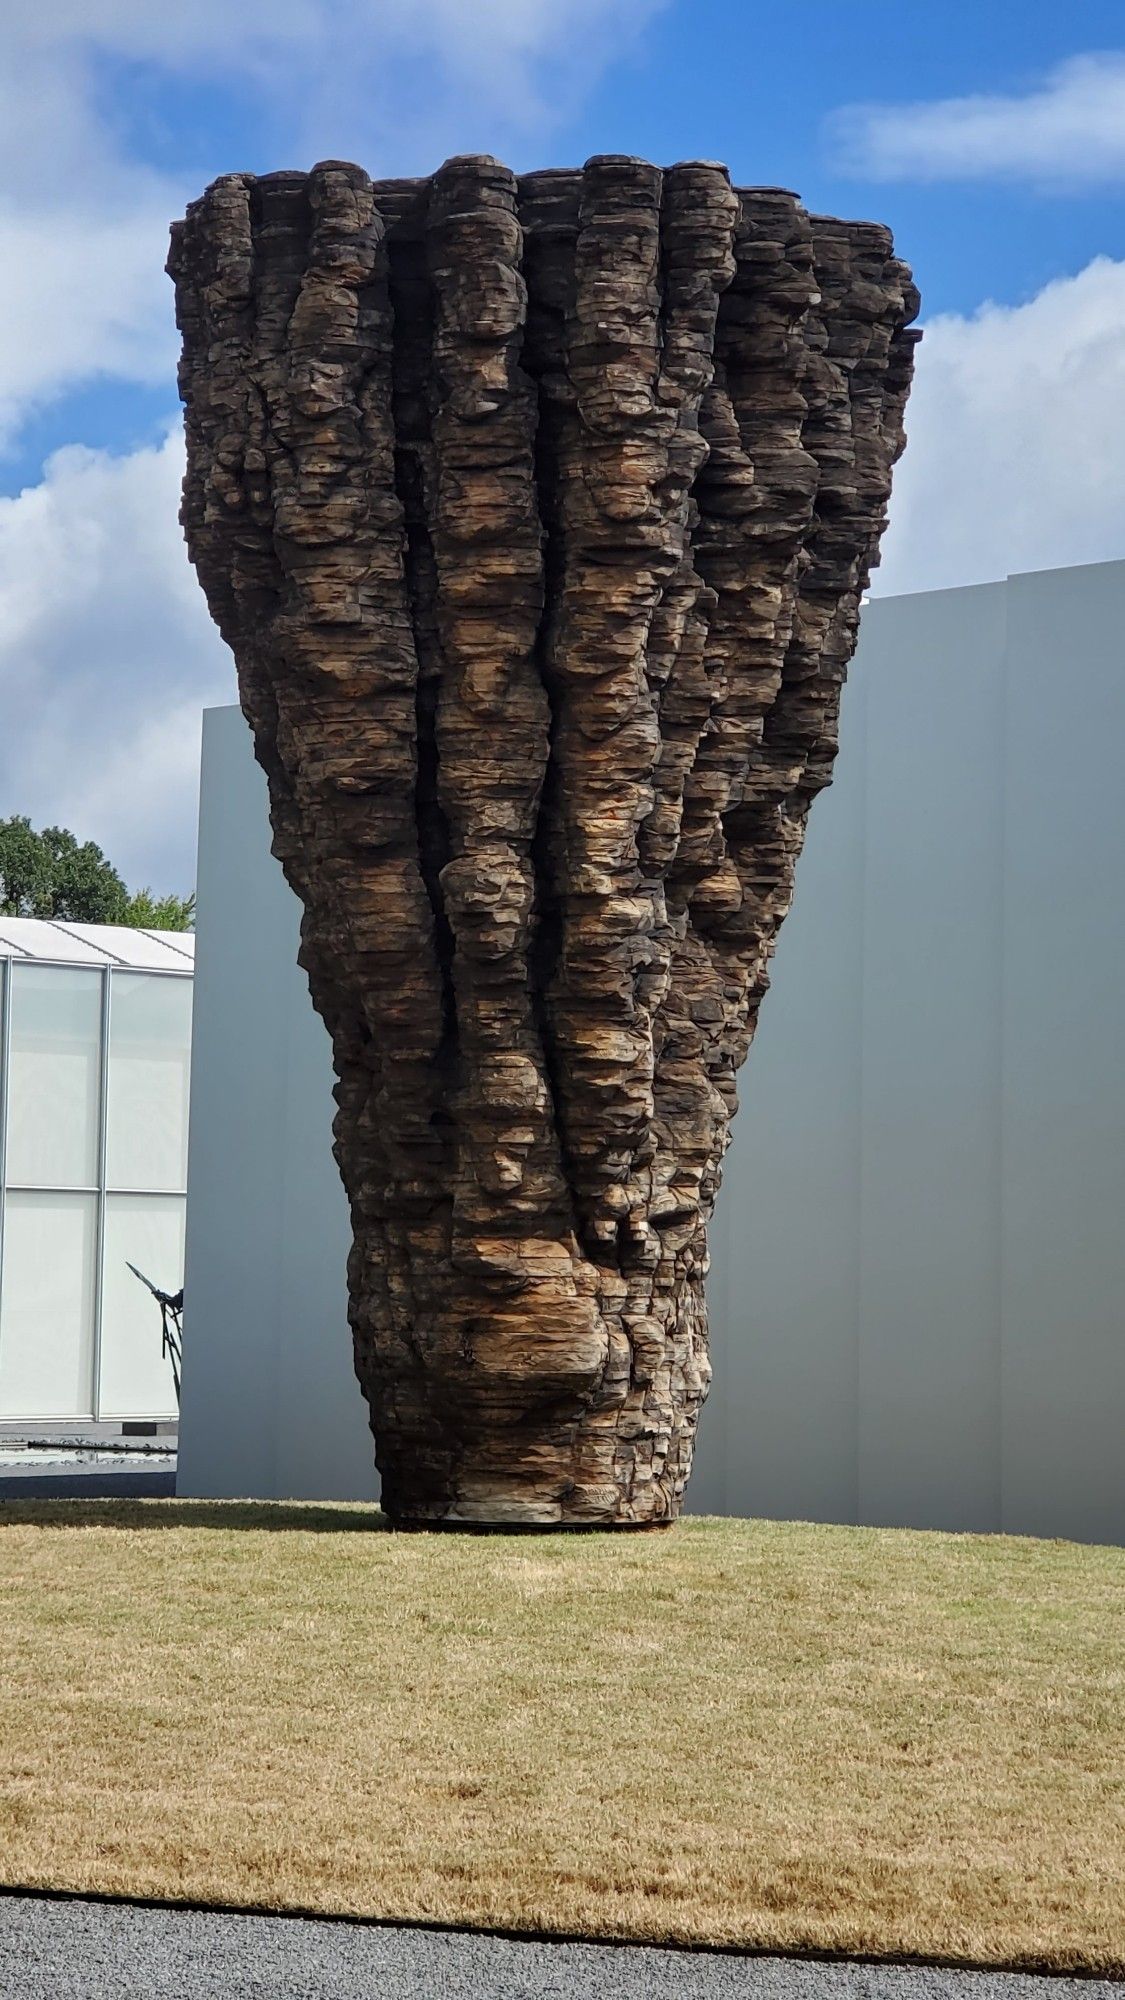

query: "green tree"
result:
(121, 888), (196, 933)
(0, 817), (194, 931)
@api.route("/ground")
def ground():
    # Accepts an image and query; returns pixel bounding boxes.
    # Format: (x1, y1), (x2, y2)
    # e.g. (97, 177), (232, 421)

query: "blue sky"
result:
(3, 0), (1125, 891)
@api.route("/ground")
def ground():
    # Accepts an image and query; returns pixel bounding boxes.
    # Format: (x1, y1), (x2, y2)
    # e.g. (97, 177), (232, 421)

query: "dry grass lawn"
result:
(0, 1502), (1122, 1972)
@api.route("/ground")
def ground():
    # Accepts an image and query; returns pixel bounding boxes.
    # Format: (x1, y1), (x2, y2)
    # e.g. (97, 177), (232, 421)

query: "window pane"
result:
(0, 1191), (97, 1417)
(5, 965), (102, 1187)
(106, 974), (193, 1193)
(98, 1194), (184, 1418)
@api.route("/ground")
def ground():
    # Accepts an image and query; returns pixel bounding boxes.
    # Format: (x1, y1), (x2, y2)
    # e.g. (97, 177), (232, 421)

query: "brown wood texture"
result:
(169, 156), (919, 1526)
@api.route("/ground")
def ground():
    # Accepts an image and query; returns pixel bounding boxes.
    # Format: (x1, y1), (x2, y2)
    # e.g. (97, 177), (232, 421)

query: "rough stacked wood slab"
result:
(169, 155), (919, 1526)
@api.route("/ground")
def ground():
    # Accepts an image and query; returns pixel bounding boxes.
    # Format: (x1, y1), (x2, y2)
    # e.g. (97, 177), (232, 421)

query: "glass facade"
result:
(0, 954), (193, 1421)
(6, 966), (102, 1188)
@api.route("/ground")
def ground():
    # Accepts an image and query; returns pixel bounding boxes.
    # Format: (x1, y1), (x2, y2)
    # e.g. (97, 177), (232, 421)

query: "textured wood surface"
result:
(169, 155), (919, 1526)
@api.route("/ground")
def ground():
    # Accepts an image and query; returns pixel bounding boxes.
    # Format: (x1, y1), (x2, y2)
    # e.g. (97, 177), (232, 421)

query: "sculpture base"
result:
(375, 1485), (687, 1531)
(385, 1515), (677, 1534)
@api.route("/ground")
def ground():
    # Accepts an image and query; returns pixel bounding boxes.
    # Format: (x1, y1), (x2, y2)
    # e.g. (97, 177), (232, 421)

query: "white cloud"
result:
(0, 432), (233, 893)
(0, 200), (178, 450)
(0, 0), (668, 891)
(0, 0), (666, 446)
(874, 256), (1125, 598)
(3, 0), (662, 167)
(831, 51), (1125, 186)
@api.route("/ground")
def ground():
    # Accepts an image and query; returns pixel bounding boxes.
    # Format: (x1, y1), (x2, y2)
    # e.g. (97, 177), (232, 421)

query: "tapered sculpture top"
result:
(169, 156), (919, 1526)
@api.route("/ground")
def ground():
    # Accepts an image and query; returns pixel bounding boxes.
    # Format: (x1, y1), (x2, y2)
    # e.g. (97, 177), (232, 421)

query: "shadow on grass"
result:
(0, 1500), (682, 1537)
(0, 1499), (389, 1533)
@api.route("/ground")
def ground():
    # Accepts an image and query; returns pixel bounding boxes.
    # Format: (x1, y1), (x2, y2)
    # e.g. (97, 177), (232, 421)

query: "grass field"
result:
(0, 1502), (1122, 1972)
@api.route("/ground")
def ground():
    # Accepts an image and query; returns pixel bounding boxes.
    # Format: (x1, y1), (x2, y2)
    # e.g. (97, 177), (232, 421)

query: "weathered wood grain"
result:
(169, 155), (919, 1525)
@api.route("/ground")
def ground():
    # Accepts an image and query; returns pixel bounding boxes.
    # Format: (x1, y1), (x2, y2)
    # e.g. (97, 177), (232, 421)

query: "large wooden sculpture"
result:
(170, 156), (918, 1526)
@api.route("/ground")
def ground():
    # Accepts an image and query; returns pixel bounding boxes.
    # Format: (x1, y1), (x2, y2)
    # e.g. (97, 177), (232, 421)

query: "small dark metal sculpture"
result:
(169, 155), (918, 1526)
(127, 1263), (183, 1405)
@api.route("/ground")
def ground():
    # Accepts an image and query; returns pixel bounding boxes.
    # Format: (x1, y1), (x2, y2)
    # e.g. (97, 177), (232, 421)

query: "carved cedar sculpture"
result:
(169, 156), (919, 1526)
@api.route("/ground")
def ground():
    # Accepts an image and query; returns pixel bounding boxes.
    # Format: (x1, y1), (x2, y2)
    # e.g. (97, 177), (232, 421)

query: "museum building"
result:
(0, 919), (193, 1426)
(177, 559), (1125, 1546)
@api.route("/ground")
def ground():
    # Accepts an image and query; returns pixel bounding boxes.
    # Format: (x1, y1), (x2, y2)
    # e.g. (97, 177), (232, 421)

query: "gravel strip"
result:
(0, 1462), (175, 1500)
(0, 1895), (1117, 2000)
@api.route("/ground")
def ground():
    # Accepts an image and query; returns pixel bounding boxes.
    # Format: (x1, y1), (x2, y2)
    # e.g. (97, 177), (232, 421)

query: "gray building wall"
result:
(178, 708), (374, 1502)
(179, 561), (1125, 1544)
